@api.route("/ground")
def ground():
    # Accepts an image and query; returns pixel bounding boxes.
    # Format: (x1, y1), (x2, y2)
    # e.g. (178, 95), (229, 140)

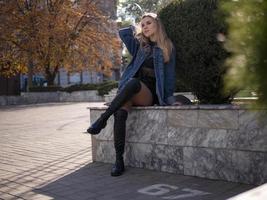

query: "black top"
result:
(140, 41), (156, 69)
(134, 41), (156, 79)
(142, 56), (154, 69)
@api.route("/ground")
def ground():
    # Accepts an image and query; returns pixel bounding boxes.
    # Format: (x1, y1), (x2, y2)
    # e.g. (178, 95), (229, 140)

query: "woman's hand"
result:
(171, 101), (182, 106)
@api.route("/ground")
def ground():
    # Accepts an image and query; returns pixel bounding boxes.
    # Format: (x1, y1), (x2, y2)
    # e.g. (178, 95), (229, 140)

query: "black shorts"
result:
(134, 74), (158, 105)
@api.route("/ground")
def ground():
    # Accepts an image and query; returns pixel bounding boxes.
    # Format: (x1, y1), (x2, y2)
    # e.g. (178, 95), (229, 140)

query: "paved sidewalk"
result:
(0, 103), (255, 200)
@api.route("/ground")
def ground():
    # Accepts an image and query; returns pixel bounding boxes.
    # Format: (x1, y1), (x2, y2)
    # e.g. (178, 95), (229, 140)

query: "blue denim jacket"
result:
(118, 26), (176, 106)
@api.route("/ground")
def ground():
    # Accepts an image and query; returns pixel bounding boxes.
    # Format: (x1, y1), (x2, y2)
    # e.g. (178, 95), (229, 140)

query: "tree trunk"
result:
(27, 54), (34, 92)
(45, 65), (59, 86)
(80, 71), (83, 84)
(46, 75), (54, 86)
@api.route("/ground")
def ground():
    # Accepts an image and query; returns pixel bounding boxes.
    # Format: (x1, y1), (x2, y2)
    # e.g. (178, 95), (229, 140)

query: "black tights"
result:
(87, 78), (142, 135)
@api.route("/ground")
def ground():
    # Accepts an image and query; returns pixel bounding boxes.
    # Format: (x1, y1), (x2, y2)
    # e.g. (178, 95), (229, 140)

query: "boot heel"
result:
(111, 160), (125, 176)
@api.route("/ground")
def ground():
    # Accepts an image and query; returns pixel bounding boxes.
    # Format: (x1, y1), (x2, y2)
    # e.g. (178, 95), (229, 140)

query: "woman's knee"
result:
(124, 78), (141, 93)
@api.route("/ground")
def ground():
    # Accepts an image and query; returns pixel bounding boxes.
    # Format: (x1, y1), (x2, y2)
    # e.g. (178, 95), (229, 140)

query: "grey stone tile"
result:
(184, 147), (267, 185)
(127, 109), (168, 144)
(198, 110), (239, 129)
(231, 151), (267, 184)
(238, 109), (267, 131)
(167, 127), (228, 148)
(125, 143), (183, 174)
(184, 147), (217, 179)
(227, 129), (267, 151)
(93, 140), (115, 163)
(167, 110), (198, 128)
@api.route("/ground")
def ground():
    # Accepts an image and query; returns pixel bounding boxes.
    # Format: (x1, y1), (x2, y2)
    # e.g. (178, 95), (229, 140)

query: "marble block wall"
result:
(90, 105), (267, 185)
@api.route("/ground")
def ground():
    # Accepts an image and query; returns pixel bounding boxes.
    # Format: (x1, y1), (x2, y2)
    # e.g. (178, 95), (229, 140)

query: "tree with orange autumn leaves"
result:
(0, 0), (121, 86)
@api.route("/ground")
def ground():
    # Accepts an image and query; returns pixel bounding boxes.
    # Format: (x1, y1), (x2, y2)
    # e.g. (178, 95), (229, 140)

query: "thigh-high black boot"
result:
(87, 78), (141, 135)
(111, 109), (128, 176)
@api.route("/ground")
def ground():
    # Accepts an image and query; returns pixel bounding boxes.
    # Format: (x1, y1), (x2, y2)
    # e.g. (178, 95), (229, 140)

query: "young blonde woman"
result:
(87, 13), (176, 176)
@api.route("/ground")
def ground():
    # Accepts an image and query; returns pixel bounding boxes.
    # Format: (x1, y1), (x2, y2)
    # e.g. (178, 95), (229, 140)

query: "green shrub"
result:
(29, 86), (62, 92)
(159, 0), (235, 104)
(29, 81), (118, 96)
(63, 83), (98, 93)
(96, 81), (118, 96)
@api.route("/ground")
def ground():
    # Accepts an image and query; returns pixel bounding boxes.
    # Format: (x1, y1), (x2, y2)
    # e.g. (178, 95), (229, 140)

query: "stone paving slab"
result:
(0, 103), (257, 200)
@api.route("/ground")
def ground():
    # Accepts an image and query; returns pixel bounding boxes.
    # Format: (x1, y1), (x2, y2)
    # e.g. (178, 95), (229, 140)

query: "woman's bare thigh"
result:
(131, 81), (153, 106)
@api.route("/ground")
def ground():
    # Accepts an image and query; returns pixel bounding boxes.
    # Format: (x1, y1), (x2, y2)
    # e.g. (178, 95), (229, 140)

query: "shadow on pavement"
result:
(33, 162), (255, 200)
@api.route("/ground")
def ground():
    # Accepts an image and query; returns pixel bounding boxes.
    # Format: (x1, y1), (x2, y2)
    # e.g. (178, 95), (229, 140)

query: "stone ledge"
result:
(0, 90), (103, 106)
(90, 106), (267, 185)
(88, 104), (242, 110)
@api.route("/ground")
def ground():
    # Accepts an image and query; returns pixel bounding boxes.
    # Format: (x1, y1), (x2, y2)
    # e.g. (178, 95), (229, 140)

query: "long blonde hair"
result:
(136, 13), (173, 63)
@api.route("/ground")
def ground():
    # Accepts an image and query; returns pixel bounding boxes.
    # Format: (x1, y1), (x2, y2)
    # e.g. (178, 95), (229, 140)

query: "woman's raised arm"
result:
(118, 26), (140, 57)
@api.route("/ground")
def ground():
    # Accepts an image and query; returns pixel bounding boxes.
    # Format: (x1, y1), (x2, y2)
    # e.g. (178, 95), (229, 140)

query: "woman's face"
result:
(141, 16), (157, 39)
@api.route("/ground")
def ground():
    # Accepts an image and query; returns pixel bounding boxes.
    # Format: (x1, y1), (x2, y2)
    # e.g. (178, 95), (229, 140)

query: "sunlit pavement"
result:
(0, 103), (255, 200)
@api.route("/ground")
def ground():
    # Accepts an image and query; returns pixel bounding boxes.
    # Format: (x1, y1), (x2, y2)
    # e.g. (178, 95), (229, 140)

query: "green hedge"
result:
(29, 86), (62, 92)
(160, 0), (235, 104)
(94, 81), (118, 96)
(29, 81), (118, 96)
